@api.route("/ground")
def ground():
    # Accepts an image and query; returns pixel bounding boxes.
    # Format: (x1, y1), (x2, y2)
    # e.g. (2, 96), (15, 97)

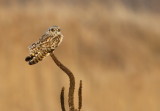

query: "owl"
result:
(25, 26), (63, 65)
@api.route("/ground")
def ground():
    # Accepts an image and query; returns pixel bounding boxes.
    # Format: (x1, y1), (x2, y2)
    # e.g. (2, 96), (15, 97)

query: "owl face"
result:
(48, 26), (61, 36)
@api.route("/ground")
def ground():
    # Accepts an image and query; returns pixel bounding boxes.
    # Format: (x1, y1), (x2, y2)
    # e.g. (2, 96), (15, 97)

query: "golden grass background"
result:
(0, 1), (160, 111)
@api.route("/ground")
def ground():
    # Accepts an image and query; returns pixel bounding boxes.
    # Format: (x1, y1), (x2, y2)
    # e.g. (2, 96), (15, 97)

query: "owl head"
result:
(48, 26), (61, 36)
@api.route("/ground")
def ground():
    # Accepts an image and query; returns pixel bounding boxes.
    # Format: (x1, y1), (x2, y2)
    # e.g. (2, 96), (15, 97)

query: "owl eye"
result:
(58, 29), (61, 32)
(50, 28), (54, 32)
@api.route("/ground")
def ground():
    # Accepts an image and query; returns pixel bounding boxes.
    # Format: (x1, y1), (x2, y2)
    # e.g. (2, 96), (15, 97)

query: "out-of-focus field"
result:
(0, 1), (160, 111)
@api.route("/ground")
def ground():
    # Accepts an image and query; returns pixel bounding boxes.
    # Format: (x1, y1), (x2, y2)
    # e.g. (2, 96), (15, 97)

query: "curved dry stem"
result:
(50, 53), (75, 111)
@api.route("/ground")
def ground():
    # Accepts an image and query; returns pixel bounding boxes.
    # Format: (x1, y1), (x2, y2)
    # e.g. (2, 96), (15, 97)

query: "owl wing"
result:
(39, 33), (51, 42)
(39, 34), (53, 48)
(28, 42), (39, 54)
(28, 34), (50, 50)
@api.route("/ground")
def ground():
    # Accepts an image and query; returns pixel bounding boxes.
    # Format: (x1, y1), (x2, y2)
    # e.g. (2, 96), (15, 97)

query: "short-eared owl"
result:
(25, 26), (63, 65)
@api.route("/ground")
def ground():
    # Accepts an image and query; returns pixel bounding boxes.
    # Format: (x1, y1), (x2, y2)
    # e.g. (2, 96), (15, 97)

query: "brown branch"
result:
(78, 80), (82, 111)
(60, 87), (66, 111)
(50, 53), (75, 111)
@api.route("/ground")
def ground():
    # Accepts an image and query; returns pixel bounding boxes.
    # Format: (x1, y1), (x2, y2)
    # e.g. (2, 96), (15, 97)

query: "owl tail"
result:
(25, 52), (48, 65)
(25, 55), (37, 65)
(25, 55), (40, 65)
(25, 56), (33, 62)
(25, 49), (54, 65)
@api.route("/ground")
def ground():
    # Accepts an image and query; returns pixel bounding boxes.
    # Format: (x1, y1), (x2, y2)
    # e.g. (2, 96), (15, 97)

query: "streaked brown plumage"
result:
(25, 26), (63, 65)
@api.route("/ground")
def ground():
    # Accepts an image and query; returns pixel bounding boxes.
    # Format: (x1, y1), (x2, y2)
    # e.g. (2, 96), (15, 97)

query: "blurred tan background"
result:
(0, 0), (160, 111)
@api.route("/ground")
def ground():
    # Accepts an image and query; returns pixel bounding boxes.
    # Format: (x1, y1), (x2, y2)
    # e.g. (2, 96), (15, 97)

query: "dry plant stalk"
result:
(60, 87), (66, 111)
(78, 80), (82, 111)
(50, 52), (82, 111)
